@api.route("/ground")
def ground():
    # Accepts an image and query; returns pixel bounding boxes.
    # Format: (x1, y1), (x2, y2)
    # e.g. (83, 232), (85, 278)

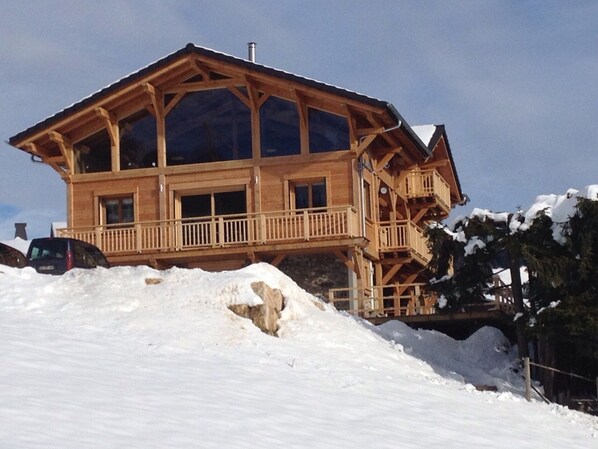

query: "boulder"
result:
(228, 281), (285, 336)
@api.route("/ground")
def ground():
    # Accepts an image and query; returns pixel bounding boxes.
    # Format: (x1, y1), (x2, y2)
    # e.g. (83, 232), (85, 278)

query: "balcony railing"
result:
(57, 206), (360, 255)
(327, 283), (435, 318)
(377, 220), (431, 263)
(402, 169), (451, 212)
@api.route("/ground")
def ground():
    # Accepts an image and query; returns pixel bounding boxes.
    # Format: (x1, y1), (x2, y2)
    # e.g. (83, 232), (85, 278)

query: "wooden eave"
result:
(421, 126), (464, 204)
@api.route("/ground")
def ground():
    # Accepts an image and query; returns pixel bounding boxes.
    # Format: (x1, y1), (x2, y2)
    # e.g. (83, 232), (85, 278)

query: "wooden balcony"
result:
(402, 169), (451, 213)
(56, 206), (361, 261)
(327, 283), (435, 318)
(327, 279), (516, 324)
(377, 220), (431, 265)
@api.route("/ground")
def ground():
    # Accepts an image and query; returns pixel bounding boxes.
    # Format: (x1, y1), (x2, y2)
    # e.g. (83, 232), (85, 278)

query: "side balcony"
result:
(57, 206), (362, 264)
(401, 169), (451, 215)
(376, 220), (431, 266)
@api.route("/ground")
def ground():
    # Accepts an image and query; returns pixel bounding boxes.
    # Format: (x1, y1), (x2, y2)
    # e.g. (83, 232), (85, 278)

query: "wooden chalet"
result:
(9, 43), (465, 318)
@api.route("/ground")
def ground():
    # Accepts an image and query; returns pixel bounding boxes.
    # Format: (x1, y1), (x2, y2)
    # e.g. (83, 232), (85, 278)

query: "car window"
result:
(29, 240), (67, 260)
(86, 245), (109, 268)
(73, 243), (89, 267)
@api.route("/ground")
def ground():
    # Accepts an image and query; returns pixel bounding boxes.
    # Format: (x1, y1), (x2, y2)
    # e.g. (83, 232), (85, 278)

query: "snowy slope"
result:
(0, 263), (596, 448)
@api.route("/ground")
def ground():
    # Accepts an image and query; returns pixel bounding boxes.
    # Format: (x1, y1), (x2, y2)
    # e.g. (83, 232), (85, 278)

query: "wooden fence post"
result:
(524, 357), (532, 402)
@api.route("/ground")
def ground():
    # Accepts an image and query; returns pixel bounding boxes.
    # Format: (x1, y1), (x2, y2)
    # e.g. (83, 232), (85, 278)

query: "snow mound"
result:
(377, 322), (521, 392)
(0, 263), (596, 447)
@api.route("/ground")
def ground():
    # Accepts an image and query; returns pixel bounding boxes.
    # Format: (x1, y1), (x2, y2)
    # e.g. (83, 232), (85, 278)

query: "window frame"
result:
(285, 174), (331, 211)
(94, 188), (138, 227)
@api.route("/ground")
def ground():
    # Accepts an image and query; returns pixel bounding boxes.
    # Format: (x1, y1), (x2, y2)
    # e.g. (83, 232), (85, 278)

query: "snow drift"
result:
(0, 263), (596, 448)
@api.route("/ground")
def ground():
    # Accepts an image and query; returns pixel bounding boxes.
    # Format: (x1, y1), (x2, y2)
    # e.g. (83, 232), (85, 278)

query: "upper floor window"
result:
(74, 129), (111, 174)
(290, 179), (327, 209)
(165, 89), (251, 166)
(260, 96), (300, 157)
(363, 180), (372, 219)
(119, 110), (157, 170)
(308, 108), (349, 153)
(102, 195), (134, 225)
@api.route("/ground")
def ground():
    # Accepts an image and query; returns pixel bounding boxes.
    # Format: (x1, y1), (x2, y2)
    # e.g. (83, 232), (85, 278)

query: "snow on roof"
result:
(0, 237), (30, 255)
(411, 125), (437, 147)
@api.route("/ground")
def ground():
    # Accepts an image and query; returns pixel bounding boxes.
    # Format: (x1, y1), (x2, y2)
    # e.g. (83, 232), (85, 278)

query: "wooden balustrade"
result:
(327, 283), (435, 318)
(402, 169), (451, 211)
(377, 220), (431, 263)
(57, 206), (360, 255)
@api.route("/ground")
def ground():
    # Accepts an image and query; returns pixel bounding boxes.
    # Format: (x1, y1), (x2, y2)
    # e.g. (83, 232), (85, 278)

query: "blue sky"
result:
(1, 1), (597, 239)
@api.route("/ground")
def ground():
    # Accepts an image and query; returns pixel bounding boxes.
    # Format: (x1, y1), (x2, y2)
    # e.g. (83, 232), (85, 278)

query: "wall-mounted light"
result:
(380, 186), (388, 195)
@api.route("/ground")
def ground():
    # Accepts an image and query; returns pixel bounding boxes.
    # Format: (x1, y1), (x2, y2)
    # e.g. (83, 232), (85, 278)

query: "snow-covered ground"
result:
(0, 261), (596, 448)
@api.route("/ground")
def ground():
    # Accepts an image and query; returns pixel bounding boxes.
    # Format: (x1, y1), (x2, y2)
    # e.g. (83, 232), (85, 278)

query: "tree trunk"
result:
(509, 249), (529, 359)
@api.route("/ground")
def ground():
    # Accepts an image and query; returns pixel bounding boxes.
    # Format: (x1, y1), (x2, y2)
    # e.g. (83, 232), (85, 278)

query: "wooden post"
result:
(524, 357), (532, 402)
(509, 248), (529, 359)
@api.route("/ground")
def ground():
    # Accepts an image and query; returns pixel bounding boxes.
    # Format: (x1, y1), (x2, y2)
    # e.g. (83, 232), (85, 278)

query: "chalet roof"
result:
(413, 124), (464, 200)
(8, 44), (430, 158)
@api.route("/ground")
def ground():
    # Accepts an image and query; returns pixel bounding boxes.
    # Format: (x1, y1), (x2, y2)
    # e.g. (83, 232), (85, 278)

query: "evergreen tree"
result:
(426, 197), (598, 394)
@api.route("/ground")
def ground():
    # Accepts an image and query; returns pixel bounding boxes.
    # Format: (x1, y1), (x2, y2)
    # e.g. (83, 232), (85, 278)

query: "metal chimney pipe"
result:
(248, 42), (256, 62)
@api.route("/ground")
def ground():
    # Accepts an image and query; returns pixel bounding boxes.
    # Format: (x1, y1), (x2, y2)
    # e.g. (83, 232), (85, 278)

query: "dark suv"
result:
(26, 237), (110, 275)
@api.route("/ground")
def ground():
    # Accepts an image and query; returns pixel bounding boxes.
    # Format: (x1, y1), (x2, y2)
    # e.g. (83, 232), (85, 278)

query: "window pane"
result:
(260, 96), (300, 157)
(215, 191), (246, 215)
(166, 89), (251, 166)
(74, 130), (112, 174)
(121, 198), (134, 223)
(364, 181), (372, 219)
(104, 197), (134, 225)
(120, 109), (157, 170)
(105, 199), (120, 224)
(312, 182), (327, 208)
(308, 108), (349, 153)
(294, 185), (309, 209)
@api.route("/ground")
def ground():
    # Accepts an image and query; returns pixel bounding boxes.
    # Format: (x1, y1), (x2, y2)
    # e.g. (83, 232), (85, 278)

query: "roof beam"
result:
(354, 134), (377, 158)
(373, 147), (402, 173)
(95, 107), (119, 172)
(228, 86), (251, 109)
(165, 78), (244, 94)
(164, 92), (186, 116)
(48, 131), (73, 173)
(95, 107), (118, 146)
(142, 82), (163, 117)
